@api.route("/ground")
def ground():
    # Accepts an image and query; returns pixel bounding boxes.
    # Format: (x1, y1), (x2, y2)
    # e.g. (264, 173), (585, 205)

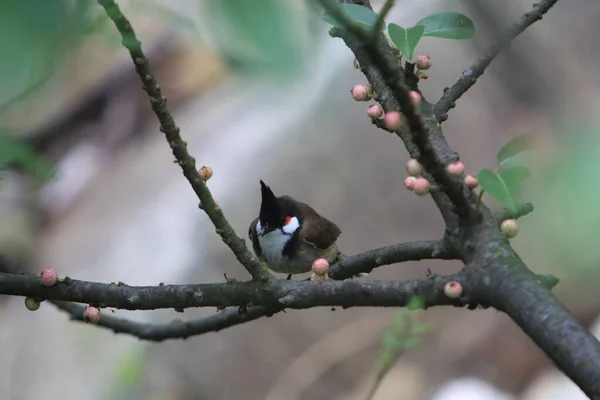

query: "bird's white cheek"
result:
(282, 216), (300, 234)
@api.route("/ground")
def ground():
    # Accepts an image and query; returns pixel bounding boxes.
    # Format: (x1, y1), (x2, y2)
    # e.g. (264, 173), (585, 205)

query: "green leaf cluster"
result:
(323, 5), (475, 60)
(477, 134), (534, 211)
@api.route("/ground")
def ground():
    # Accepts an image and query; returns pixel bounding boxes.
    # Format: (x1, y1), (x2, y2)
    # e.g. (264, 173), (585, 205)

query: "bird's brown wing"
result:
(295, 201), (341, 250)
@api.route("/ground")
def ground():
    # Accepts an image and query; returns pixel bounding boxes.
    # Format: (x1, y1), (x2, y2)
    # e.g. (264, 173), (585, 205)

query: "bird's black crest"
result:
(259, 180), (282, 226)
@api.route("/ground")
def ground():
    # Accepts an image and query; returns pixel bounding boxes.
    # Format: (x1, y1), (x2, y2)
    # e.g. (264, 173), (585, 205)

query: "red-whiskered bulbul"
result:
(248, 180), (341, 276)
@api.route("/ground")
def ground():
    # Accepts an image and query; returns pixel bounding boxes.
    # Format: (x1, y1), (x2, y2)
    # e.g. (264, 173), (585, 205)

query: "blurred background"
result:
(1, 0), (599, 399)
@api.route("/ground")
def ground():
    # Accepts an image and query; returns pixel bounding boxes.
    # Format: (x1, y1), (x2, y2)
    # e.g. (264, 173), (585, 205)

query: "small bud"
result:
(310, 272), (328, 281)
(500, 219), (519, 239)
(351, 84), (373, 101)
(413, 177), (430, 196)
(384, 111), (402, 130)
(404, 176), (417, 190)
(444, 281), (463, 299)
(415, 70), (429, 80)
(312, 258), (329, 276)
(406, 159), (422, 177)
(416, 54), (432, 70)
(40, 268), (58, 287)
(198, 166), (213, 181)
(409, 91), (422, 106)
(83, 306), (100, 324)
(465, 175), (479, 189)
(367, 104), (383, 119)
(25, 297), (40, 311)
(446, 161), (465, 176)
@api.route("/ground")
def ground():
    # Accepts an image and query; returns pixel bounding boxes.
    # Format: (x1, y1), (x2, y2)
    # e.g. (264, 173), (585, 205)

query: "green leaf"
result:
(477, 168), (517, 211)
(204, 0), (317, 77)
(498, 166), (531, 196)
(402, 336), (422, 349)
(407, 295), (426, 310)
(415, 12), (475, 39)
(388, 24), (425, 60)
(0, 0), (94, 108)
(0, 130), (56, 182)
(378, 350), (394, 371)
(323, 3), (384, 29)
(497, 134), (534, 167)
(382, 328), (402, 350)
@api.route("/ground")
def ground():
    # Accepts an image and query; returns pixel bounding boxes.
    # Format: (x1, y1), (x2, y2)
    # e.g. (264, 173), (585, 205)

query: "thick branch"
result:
(0, 271), (466, 310)
(434, 0), (561, 121)
(96, 0), (267, 281)
(461, 222), (600, 398)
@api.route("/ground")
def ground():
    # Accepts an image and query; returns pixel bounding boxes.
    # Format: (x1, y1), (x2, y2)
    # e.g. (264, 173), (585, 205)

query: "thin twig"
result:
(97, 0), (268, 281)
(52, 301), (280, 342)
(494, 202), (534, 222)
(434, 0), (561, 122)
(329, 239), (456, 279)
(371, 0), (394, 36)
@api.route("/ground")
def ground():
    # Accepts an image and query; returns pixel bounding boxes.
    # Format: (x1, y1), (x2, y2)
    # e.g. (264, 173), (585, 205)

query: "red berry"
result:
(351, 84), (373, 101)
(416, 54), (432, 70)
(40, 268), (58, 287)
(83, 306), (101, 324)
(384, 111), (402, 130)
(367, 104), (383, 119)
(312, 258), (329, 276)
(413, 178), (430, 196)
(444, 281), (463, 298)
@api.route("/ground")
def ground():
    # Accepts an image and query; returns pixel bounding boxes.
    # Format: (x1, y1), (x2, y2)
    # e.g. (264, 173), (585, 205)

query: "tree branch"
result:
(316, 0), (600, 397)
(96, 0), (268, 281)
(434, 0), (561, 122)
(52, 301), (279, 342)
(319, 0), (479, 224)
(329, 239), (457, 280)
(0, 271), (467, 310)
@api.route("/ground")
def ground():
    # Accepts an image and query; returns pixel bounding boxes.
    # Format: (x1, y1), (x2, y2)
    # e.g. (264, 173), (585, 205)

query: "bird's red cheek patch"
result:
(284, 216), (292, 226)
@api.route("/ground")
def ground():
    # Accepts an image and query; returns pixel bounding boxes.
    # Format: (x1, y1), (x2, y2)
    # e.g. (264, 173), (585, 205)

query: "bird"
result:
(248, 180), (342, 277)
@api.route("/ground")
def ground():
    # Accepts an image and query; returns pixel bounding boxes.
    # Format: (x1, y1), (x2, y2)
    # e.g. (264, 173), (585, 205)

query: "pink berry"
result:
(409, 91), (421, 106)
(500, 219), (519, 239)
(25, 297), (41, 311)
(312, 258), (329, 276)
(446, 161), (465, 176)
(384, 111), (402, 130)
(465, 175), (479, 189)
(416, 54), (432, 70)
(444, 281), (463, 299)
(367, 104), (383, 119)
(413, 177), (430, 196)
(406, 159), (422, 177)
(404, 176), (417, 190)
(83, 306), (100, 324)
(351, 84), (373, 101)
(40, 268), (58, 287)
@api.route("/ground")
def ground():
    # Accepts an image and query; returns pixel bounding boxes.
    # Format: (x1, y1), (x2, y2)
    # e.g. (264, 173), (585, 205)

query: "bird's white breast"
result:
(255, 217), (301, 272)
(258, 229), (289, 266)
